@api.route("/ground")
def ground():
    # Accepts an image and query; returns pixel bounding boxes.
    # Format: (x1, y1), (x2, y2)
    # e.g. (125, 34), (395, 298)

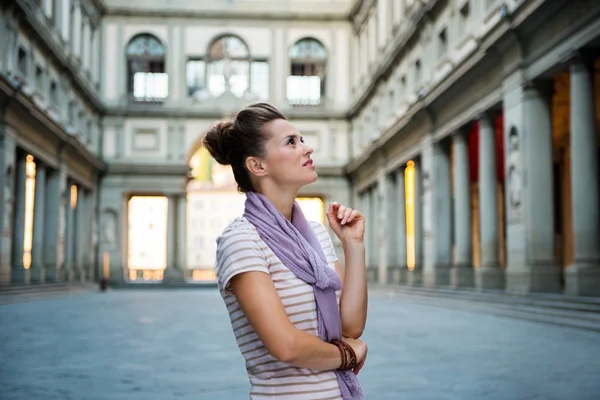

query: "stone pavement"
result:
(1, 288), (599, 400)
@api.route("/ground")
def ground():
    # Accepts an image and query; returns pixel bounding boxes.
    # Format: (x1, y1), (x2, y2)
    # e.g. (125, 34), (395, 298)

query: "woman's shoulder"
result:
(307, 220), (328, 236)
(217, 217), (261, 245)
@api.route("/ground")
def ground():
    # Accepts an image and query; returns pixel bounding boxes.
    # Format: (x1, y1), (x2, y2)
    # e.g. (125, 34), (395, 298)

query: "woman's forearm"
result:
(339, 240), (367, 338)
(281, 330), (342, 370)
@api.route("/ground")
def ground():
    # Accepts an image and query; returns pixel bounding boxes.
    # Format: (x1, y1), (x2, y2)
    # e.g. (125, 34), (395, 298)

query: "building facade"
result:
(1, 0), (599, 296)
(348, 0), (600, 296)
(0, 0), (105, 286)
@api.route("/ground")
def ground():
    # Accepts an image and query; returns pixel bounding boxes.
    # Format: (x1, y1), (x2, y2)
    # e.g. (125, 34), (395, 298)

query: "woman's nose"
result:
(303, 143), (314, 156)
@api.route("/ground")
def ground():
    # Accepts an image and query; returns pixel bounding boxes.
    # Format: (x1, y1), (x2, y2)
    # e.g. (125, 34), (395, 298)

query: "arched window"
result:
(126, 34), (168, 102)
(186, 35), (270, 101)
(207, 35), (250, 98)
(287, 38), (327, 106)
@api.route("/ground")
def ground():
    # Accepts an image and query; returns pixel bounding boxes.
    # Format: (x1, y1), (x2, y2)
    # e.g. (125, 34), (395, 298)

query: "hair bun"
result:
(202, 120), (234, 165)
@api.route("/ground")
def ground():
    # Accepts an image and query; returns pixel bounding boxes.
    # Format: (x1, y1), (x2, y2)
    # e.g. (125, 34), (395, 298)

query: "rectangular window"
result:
(35, 65), (43, 94)
(68, 101), (75, 125)
(17, 47), (27, 78)
(438, 28), (447, 61)
(133, 72), (168, 100)
(459, 1), (470, 39)
(287, 76), (322, 106)
(129, 60), (168, 101)
(414, 59), (422, 85)
(250, 60), (270, 101)
(186, 59), (205, 97)
(287, 61), (325, 106)
(50, 80), (57, 104)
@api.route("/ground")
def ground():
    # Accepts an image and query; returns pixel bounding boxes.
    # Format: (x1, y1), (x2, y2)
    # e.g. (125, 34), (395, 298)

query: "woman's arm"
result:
(230, 270), (343, 370)
(336, 240), (367, 339)
(325, 203), (368, 339)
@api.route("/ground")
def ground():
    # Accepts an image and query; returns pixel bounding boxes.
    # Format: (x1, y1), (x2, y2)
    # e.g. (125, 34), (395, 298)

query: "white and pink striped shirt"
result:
(215, 217), (343, 400)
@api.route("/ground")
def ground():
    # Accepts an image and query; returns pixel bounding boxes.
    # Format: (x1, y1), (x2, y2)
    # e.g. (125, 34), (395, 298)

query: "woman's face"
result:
(261, 118), (317, 189)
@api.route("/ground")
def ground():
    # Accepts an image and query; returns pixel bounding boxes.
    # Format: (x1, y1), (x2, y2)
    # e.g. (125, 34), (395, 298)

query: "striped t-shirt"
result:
(215, 217), (343, 400)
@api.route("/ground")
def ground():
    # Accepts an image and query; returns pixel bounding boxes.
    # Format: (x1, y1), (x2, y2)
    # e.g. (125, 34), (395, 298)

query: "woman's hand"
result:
(326, 202), (365, 244)
(343, 337), (368, 375)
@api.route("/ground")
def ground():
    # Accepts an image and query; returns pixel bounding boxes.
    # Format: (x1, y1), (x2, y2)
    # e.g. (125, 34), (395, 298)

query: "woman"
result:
(203, 103), (368, 400)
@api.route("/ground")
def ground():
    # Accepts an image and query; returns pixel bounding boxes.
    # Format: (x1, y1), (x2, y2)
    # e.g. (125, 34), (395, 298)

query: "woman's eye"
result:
(287, 138), (295, 145)
(300, 137), (305, 143)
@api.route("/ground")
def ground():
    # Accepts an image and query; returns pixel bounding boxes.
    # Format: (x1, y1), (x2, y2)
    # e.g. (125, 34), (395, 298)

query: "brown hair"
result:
(202, 103), (287, 193)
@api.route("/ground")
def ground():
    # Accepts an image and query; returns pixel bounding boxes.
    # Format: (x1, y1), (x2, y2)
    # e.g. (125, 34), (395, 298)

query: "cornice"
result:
(0, 75), (107, 172)
(104, 7), (349, 22)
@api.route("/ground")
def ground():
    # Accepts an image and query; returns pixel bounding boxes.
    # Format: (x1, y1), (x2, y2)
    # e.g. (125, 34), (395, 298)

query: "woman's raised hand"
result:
(326, 202), (365, 244)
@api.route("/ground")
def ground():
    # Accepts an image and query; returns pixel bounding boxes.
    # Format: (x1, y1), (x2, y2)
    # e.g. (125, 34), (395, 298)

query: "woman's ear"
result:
(245, 156), (268, 177)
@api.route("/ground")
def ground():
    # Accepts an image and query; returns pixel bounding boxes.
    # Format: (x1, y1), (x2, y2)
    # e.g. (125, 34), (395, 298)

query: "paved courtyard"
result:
(1, 288), (599, 400)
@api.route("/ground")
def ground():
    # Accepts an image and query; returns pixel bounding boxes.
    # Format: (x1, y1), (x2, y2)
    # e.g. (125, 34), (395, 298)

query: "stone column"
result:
(0, 128), (16, 285)
(521, 82), (560, 292)
(166, 24), (179, 102)
(72, 1), (82, 58)
(378, 171), (389, 285)
(63, 183), (75, 282)
(421, 136), (452, 287)
(164, 194), (183, 284)
(395, 168), (408, 284)
(273, 28), (285, 105)
(11, 154), (27, 284)
(30, 163), (46, 283)
(82, 20), (90, 72)
(368, 186), (378, 282)
(60, 0), (70, 41)
(383, 172), (396, 284)
(74, 188), (86, 281)
(176, 194), (187, 272)
(566, 55), (600, 296)
(476, 115), (504, 290)
(451, 131), (474, 287)
(83, 190), (95, 280)
(43, 168), (62, 282)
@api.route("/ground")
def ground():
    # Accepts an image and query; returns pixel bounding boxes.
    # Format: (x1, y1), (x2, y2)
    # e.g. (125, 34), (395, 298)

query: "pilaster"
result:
(11, 154), (27, 284)
(0, 128), (16, 285)
(30, 163), (47, 283)
(451, 131), (474, 288)
(163, 194), (184, 284)
(476, 114), (505, 290)
(565, 54), (600, 296)
(421, 135), (452, 287)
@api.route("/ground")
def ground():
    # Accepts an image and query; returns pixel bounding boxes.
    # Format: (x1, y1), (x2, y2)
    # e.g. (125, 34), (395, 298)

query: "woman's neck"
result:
(256, 183), (298, 221)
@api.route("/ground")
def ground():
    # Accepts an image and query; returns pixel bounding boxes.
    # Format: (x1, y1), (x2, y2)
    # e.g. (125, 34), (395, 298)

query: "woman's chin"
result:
(297, 171), (318, 188)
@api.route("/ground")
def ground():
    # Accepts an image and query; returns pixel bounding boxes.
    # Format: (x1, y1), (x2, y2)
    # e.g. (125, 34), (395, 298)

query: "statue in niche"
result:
(507, 126), (522, 217)
(101, 210), (117, 248)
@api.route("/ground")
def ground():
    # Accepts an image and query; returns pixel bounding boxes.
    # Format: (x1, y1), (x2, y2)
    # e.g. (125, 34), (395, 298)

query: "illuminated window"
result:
(405, 161), (416, 270)
(22, 155), (36, 270)
(127, 196), (168, 281)
(70, 184), (78, 209)
(126, 34), (168, 102)
(297, 197), (325, 225)
(194, 35), (270, 100)
(287, 38), (327, 106)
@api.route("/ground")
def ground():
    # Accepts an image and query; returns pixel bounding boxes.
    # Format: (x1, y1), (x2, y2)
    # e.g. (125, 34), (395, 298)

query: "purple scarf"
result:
(243, 191), (364, 400)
